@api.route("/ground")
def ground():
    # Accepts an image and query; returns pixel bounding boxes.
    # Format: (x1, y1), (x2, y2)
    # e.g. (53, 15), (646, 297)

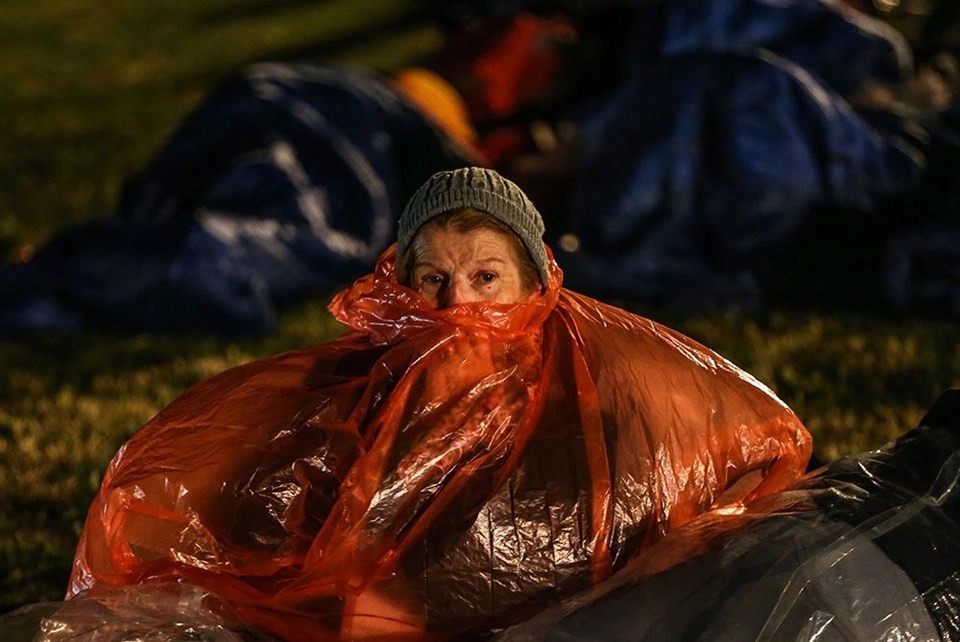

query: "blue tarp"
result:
(0, 63), (470, 335)
(554, 47), (927, 306)
(548, 0), (938, 307)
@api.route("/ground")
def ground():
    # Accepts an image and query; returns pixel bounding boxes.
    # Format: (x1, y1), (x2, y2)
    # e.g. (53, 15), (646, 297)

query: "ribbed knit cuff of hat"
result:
(397, 167), (550, 286)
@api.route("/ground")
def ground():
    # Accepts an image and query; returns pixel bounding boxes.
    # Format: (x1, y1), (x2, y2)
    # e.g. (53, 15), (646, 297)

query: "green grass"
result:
(0, 0), (443, 252)
(1, 0), (958, 615)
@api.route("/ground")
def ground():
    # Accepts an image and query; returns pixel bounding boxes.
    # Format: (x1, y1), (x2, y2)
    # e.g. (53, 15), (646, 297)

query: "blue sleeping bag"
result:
(0, 63), (470, 335)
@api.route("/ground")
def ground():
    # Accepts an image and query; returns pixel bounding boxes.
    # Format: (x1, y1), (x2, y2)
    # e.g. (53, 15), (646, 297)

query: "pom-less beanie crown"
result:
(398, 167), (550, 286)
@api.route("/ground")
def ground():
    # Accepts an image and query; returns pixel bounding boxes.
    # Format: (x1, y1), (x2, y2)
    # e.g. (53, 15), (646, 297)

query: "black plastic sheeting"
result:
(0, 584), (260, 642)
(4, 389), (959, 640)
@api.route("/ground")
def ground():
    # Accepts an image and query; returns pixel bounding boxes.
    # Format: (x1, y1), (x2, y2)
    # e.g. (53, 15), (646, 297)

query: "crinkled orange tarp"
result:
(68, 247), (811, 640)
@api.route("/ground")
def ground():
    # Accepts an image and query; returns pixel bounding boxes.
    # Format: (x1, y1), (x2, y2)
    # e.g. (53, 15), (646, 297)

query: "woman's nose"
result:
(441, 277), (480, 308)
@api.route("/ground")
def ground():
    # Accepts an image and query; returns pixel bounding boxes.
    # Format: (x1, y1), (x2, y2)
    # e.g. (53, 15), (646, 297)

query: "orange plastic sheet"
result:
(67, 247), (811, 640)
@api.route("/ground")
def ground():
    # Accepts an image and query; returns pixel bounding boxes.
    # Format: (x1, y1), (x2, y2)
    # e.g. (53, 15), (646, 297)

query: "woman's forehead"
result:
(413, 227), (512, 253)
(412, 227), (520, 263)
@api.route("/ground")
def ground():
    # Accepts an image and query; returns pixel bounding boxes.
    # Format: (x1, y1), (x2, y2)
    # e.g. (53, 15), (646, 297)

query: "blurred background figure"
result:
(3, 0), (960, 337)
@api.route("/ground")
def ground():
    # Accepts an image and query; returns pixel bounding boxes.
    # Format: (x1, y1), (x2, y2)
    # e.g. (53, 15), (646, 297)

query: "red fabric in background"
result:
(432, 13), (578, 124)
(68, 247), (811, 640)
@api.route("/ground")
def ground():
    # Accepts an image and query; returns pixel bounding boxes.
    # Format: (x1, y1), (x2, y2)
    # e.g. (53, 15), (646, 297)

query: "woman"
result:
(65, 168), (811, 640)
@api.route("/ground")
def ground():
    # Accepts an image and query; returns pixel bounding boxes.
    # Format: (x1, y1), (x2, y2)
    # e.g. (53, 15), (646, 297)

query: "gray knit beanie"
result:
(397, 167), (550, 286)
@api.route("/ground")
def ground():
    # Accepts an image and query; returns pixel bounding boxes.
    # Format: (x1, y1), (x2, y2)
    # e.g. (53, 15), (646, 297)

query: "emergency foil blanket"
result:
(66, 248), (811, 640)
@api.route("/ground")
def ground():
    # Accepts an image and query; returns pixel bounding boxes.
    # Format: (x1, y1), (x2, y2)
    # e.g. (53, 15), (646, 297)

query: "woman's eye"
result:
(422, 274), (444, 286)
(478, 272), (497, 284)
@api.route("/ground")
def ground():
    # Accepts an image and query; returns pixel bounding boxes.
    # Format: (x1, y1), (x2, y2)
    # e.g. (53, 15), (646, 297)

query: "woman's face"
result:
(408, 226), (533, 309)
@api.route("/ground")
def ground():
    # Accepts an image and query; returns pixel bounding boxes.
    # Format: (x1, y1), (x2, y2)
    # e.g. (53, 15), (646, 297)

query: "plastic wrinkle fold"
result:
(64, 246), (811, 640)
